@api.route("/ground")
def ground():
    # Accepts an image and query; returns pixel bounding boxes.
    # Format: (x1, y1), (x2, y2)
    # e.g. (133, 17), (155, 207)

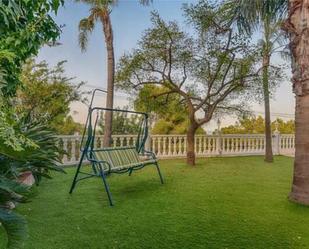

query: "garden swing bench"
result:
(69, 89), (164, 206)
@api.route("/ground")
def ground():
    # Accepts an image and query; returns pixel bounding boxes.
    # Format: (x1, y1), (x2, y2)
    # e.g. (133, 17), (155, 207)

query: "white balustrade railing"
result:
(56, 133), (295, 165)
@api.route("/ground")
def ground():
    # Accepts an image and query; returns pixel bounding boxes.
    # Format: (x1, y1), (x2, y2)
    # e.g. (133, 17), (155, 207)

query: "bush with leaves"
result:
(98, 107), (141, 135)
(0, 0), (64, 248)
(15, 59), (85, 134)
(0, 104), (65, 248)
(0, 0), (64, 96)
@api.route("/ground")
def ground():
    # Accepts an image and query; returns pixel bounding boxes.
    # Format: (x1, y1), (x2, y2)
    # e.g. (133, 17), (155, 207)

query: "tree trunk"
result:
(285, 0), (309, 205)
(186, 122), (197, 166)
(101, 10), (115, 147)
(262, 54), (273, 162)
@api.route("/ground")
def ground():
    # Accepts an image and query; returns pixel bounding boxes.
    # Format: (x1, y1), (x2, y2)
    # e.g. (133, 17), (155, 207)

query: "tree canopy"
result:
(220, 116), (294, 134)
(16, 59), (84, 134)
(0, 0), (63, 96)
(116, 8), (259, 164)
(134, 85), (205, 134)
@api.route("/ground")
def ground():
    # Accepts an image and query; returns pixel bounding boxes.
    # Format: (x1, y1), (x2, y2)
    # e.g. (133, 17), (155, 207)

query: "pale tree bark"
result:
(262, 53), (274, 162)
(101, 10), (114, 147)
(284, 0), (309, 205)
(262, 20), (274, 163)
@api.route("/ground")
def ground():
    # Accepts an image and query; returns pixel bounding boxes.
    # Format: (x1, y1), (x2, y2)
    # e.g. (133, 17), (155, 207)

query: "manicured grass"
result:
(1, 156), (309, 249)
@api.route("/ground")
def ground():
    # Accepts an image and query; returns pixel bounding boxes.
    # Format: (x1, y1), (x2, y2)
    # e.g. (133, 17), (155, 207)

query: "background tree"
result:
(224, 0), (288, 162)
(16, 59), (84, 134)
(98, 108), (141, 135)
(116, 10), (258, 165)
(134, 85), (205, 134)
(54, 116), (84, 135)
(220, 116), (295, 134)
(283, 0), (309, 205)
(76, 0), (152, 147)
(0, 0), (63, 97)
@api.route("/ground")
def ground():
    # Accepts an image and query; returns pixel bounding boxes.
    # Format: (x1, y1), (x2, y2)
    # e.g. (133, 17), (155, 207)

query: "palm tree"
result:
(283, 0), (309, 205)
(225, 0), (287, 162)
(76, 0), (151, 147)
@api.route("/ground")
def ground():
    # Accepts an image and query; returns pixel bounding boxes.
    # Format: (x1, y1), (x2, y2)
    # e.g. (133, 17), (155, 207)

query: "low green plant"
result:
(0, 107), (65, 248)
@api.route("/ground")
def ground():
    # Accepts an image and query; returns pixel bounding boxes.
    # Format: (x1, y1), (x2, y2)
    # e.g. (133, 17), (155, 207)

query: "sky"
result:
(37, 0), (295, 132)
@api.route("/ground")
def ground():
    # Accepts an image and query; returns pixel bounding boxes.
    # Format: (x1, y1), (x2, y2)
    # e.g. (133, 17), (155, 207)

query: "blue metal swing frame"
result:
(69, 89), (164, 206)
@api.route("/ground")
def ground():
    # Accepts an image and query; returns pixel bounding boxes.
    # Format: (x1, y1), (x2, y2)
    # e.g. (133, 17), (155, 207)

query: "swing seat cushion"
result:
(92, 146), (156, 172)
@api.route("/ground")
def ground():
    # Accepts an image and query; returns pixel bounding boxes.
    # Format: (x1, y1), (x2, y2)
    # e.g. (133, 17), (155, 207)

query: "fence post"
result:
(273, 130), (281, 155)
(145, 133), (151, 152)
(216, 119), (222, 156)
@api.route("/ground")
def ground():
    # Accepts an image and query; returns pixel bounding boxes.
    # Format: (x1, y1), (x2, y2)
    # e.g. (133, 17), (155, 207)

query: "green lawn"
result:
(1, 156), (309, 249)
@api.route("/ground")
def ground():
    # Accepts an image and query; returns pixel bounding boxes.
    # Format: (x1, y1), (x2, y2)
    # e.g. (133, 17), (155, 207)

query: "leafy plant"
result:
(16, 59), (85, 134)
(0, 110), (65, 248)
(0, 176), (29, 249)
(0, 1), (64, 247)
(0, 0), (64, 96)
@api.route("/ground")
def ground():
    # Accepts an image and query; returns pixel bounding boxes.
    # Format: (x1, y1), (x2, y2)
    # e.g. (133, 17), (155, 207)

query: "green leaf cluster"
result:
(134, 85), (205, 135)
(0, 0), (64, 96)
(16, 59), (85, 134)
(220, 116), (294, 134)
(98, 107), (141, 135)
(0, 1), (64, 248)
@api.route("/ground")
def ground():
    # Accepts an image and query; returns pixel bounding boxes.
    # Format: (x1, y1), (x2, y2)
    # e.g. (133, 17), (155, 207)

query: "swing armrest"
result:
(141, 150), (157, 160)
(88, 158), (111, 172)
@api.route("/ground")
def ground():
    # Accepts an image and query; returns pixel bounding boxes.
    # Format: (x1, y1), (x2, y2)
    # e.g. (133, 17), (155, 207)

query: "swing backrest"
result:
(91, 146), (140, 169)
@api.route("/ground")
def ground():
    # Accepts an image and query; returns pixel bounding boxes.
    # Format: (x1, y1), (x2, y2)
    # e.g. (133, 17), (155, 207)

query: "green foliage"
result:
(0, 111), (65, 248)
(98, 108), (141, 135)
(0, 176), (29, 249)
(0, 1), (64, 247)
(55, 116), (84, 135)
(220, 116), (294, 134)
(116, 10), (258, 131)
(16, 59), (84, 134)
(222, 0), (288, 102)
(271, 118), (294, 134)
(76, 0), (152, 51)
(0, 108), (37, 153)
(0, 0), (64, 96)
(134, 86), (205, 135)
(0, 115), (64, 182)
(223, 0), (287, 35)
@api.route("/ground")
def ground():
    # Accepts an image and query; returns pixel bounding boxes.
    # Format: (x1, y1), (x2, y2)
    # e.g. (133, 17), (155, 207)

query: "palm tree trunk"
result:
(186, 121), (197, 166)
(101, 10), (114, 147)
(285, 0), (309, 205)
(262, 53), (273, 162)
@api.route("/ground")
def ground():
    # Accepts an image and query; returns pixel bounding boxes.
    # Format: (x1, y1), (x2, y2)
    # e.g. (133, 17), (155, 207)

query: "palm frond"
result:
(0, 208), (27, 249)
(78, 17), (95, 52)
(224, 0), (288, 34)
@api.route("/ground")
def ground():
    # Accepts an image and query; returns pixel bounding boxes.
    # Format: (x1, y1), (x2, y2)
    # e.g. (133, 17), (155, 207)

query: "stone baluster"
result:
(235, 138), (239, 153)
(62, 138), (68, 163)
(157, 137), (161, 156)
(184, 137), (187, 156)
(71, 138), (76, 163)
(168, 137), (172, 156)
(152, 136), (156, 154)
(173, 137), (177, 156)
(163, 137), (167, 156)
